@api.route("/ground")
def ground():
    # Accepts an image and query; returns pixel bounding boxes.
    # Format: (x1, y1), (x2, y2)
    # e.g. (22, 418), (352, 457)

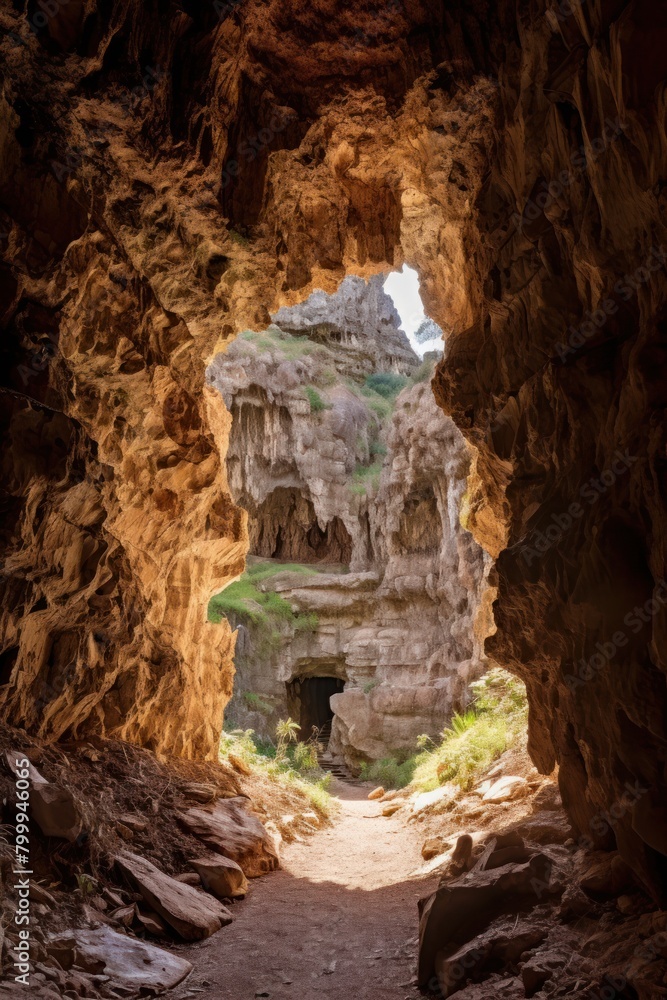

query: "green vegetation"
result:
(220, 725), (333, 815)
(413, 669), (527, 792)
(243, 692), (273, 715)
(304, 385), (328, 413)
(239, 326), (328, 362)
(208, 561), (319, 653)
(351, 460), (383, 496)
(358, 669), (528, 791)
(359, 754), (417, 788)
(407, 356), (436, 386)
(363, 372), (409, 399)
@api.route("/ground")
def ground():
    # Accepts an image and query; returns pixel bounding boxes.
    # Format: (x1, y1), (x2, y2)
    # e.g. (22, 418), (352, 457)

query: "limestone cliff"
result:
(207, 289), (490, 769)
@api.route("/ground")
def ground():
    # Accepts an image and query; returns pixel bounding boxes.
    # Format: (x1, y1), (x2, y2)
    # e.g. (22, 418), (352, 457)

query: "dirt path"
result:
(173, 781), (437, 1000)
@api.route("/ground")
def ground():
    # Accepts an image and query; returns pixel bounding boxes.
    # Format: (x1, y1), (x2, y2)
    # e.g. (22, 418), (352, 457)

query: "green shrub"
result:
(359, 755), (418, 789)
(243, 692), (273, 715)
(356, 670), (527, 793)
(364, 372), (408, 399)
(408, 357), (436, 386)
(350, 460), (383, 496)
(304, 385), (328, 412)
(369, 441), (387, 457)
(410, 668), (528, 793)
(219, 727), (334, 815)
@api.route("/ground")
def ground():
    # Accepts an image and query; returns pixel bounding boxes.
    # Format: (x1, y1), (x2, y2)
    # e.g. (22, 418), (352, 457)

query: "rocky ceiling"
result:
(0, 0), (666, 898)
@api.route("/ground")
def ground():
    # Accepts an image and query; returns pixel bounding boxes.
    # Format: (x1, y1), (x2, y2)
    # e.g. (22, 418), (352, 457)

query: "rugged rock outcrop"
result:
(1, 0), (666, 900)
(208, 299), (490, 767)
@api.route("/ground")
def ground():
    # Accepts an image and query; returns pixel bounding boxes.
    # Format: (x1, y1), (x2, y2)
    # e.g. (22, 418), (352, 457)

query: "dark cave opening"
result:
(286, 675), (344, 740)
(250, 487), (353, 564)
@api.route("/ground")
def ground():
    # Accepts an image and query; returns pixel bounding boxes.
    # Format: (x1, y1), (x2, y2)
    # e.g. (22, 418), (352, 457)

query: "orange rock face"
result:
(1, 1), (667, 898)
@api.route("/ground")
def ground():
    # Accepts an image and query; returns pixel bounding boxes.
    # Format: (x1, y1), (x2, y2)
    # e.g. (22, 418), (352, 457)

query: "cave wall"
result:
(1, 0), (666, 896)
(432, 1), (667, 899)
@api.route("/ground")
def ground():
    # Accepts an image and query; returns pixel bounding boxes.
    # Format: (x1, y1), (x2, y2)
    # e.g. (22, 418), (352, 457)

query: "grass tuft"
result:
(220, 727), (334, 816)
(208, 561), (320, 651)
(357, 668), (527, 791)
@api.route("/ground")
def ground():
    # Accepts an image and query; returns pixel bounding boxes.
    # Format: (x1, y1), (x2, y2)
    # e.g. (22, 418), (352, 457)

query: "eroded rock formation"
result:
(1, 0), (666, 901)
(208, 282), (490, 769)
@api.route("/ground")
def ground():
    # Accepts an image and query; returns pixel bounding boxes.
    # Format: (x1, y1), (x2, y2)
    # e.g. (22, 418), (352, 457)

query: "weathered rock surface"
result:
(114, 850), (232, 941)
(209, 312), (491, 764)
(418, 840), (555, 990)
(273, 274), (417, 379)
(179, 797), (279, 877)
(190, 853), (248, 900)
(47, 925), (193, 993)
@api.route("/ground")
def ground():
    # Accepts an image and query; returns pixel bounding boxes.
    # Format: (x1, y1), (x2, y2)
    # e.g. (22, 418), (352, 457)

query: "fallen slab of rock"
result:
(368, 786), (385, 800)
(191, 854), (248, 899)
(481, 775), (530, 803)
(179, 797), (279, 877)
(114, 850), (232, 940)
(417, 836), (555, 991)
(5, 751), (83, 841)
(47, 925), (192, 993)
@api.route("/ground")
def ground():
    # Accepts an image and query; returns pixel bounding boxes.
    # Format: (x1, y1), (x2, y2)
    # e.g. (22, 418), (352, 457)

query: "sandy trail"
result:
(173, 780), (437, 1000)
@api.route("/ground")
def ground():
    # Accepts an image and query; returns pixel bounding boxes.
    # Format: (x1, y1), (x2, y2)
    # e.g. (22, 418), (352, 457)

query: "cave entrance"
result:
(250, 487), (353, 564)
(286, 676), (344, 742)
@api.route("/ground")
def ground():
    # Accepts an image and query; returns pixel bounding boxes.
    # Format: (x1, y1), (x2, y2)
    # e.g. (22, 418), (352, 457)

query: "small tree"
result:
(275, 718), (300, 762)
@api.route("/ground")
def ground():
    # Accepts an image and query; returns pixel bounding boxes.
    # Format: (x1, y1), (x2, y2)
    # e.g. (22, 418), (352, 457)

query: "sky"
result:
(383, 265), (443, 357)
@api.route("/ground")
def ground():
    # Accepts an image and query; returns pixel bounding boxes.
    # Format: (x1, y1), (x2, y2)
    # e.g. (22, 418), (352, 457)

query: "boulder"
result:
(482, 776), (530, 803)
(514, 811), (573, 845)
(190, 854), (248, 900)
(422, 838), (447, 861)
(114, 850), (232, 940)
(411, 784), (457, 816)
(418, 847), (553, 988)
(179, 797), (279, 877)
(46, 925), (192, 993)
(382, 802), (401, 817)
(579, 852), (636, 898)
(368, 786), (385, 800)
(6, 753), (83, 842)
(434, 915), (549, 998)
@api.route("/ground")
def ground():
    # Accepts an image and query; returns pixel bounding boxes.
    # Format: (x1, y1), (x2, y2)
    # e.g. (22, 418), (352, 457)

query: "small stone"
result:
(382, 802), (401, 816)
(190, 854), (248, 900)
(119, 813), (148, 833)
(421, 838), (445, 861)
(368, 786), (385, 800)
(228, 753), (252, 775)
(174, 872), (201, 886)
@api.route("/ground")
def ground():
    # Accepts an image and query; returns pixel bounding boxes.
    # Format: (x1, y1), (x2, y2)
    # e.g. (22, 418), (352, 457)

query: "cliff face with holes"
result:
(1, 0), (667, 899)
